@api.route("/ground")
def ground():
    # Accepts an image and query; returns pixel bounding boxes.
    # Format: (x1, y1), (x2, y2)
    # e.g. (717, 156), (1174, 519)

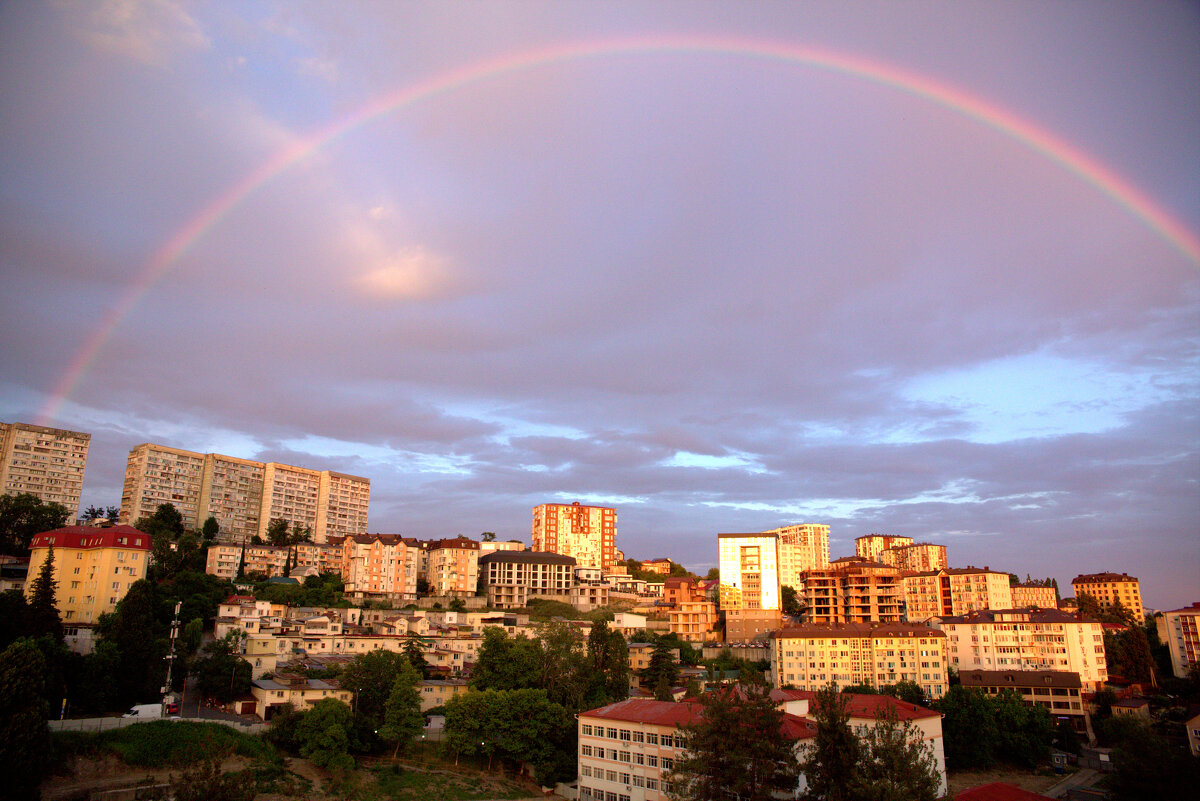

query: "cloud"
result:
(353, 246), (451, 300)
(298, 55), (338, 83)
(65, 0), (208, 65)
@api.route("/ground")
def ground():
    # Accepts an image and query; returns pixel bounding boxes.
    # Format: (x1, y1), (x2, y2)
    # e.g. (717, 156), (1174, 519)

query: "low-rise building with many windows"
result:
(902, 567), (1013, 622)
(1011, 582), (1058, 610)
(478, 550), (577, 608)
(1071, 572), (1144, 622)
(770, 622), (949, 699)
(958, 669), (1086, 733)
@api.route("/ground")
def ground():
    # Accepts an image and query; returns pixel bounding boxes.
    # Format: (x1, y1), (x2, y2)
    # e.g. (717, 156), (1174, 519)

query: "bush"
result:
(52, 721), (275, 767)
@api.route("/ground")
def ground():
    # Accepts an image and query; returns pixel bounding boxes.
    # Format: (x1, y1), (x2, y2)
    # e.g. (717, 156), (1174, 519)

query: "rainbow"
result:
(37, 33), (1200, 425)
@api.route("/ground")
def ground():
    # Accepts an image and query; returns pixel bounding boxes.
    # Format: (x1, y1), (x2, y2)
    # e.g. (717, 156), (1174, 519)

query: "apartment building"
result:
(803, 557), (904, 625)
(718, 533), (783, 642)
(1158, 602), (1200, 678)
(1071, 572), (1144, 621)
(337, 533), (422, 601)
(769, 523), (831, 587)
(934, 608), (1108, 690)
(478, 550), (576, 609)
(0, 422), (90, 512)
(532, 502), (617, 569)
(902, 567), (1013, 622)
(640, 558), (673, 575)
(1012, 582), (1058, 609)
(959, 669), (1086, 733)
(668, 600), (719, 643)
(771, 622), (949, 699)
(478, 539), (527, 556)
(855, 534), (914, 561)
(28, 525), (151, 653)
(426, 536), (480, 597)
(877, 542), (948, 572)
(119, 443), (369, 542)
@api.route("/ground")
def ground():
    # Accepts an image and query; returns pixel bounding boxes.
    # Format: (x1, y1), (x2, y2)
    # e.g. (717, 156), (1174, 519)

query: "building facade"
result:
(934, 608), (1108, 690)
(1011, 582), (1058, 609)
(478, 550), (577, 609)
(425, 536), (480, 597)
(27, 525), (151, 653)
(771, 622), (949, 699)
(1071, 572), (1144, 621)
(532, 502), (617, 569)
(855, 534), (914, 561)
(0, 422), (90, 513)
(959, 669), (1086, 733)
(769, 523), (831, 587)
(803, 557), (904, 625)
(718, 533), (783, 641)
(902, 567), (1013, 622)
(336, 534), (422, 601)
(1158, 602), (1200, 678)
(877, 542), (948, 572)
(119, 443), (369, 542)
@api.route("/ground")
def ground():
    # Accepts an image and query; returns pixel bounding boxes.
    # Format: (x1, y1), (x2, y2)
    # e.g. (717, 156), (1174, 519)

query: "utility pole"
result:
(162, 601), (182, 715)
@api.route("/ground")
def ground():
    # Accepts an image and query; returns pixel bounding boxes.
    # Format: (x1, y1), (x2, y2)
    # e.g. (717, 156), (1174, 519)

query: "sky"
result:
(1, 1), (1197, 609)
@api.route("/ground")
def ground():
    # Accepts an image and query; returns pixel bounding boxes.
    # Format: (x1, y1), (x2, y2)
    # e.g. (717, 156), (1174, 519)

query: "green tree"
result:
(0, 638), (52, 800)
(800, 685), (861, 801)
(97, 579), (168, 705)
(640, 640), (680, 693)
(934, 686), (1001, 769)
(26, 543), (63, 642)
(442, 688), (575, 784)
(296, 698), (356, 773)
(265, 518), (290, 546)
(481, 531), (496, 542)
(470, 628), (541, 691)
(201, 517), (220, 540)
(0, 492), (70, 556)
(671, 682), (800, 801)
(851, 708), (942, 801)
(379, 661), (424, 757)
(1076, 592), (1102, 620)
(781, 584), (805, 617)
(583, 620), (629, 707)
(449, 597), (466, 612)
(341, 648), (411, 729)
(1106, 717), (1200, 800)
(403, 636), (428, 676)
(193, 632), (252, 703)
(878, 680), (926, 706)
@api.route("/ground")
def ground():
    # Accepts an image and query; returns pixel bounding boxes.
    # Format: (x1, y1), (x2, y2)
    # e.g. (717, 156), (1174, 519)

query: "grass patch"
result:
(363, 765), (530, 801)
(51, 721), (275, 768)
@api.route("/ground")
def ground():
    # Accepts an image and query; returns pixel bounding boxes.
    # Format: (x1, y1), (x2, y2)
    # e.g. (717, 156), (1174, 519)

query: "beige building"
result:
(855, 534), (914, 561)
(803, 557), (904, 624)
(877, 542), (948, 572)
(1011, 582), (1058, 609)
(0, 422), (90, 513)
(532, 502), (617, 569)
(769, 523), (831, 587)
(478, 551), (576, 609)
(251, 674), (352, 720)
(1158, 602), (1200, 678)
(934, 608), (1108, 691)
(771, 622), (949, 699)
(336, 533), (422, 601)
(669, 600), (720, 643)
(27, 525), (151, 653)
(120, 443), (369, 542)
(902, 567), (1013, 622)
(959, 669), (1086, 733)
(718, 533), (783, 641)
(1072, 572), (1144, 621)
(426, 536), (480, 597)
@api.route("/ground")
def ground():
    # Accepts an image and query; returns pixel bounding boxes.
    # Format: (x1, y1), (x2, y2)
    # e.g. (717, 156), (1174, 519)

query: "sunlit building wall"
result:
(532, 502), (617, 569)
(0, 422), (90, 513)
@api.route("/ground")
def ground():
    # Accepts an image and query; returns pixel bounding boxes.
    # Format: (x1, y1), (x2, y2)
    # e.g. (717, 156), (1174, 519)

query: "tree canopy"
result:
(0, 638), (52, 801)
(378, 660), (424, 757)
(0, 492), (70, 556)
(442, 688), (575, 785)
(934, 686), (1052, 769)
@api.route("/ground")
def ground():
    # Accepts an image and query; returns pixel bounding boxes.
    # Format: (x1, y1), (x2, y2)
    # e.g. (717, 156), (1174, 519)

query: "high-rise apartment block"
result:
(532, 502), (616, 569)
(934, 608), (1108, 690)
(769, 523), (831, 587)
(1158, 602), (1200, 679)
(902, 567), (1013, 622)
(0, 422), (90, 513)
(803, 557), (904, 625)
(120, 443), (369, 542)
(718, 532), (783, 641)
(1011, 582), (1058, 609)
(425, 536), (480, 597)
(855, 534), (914, 561)
(877, 542), (948, 572)
(1071, 572), (1144, 621)
(336, 534), (423, 600)
(28, 525), (150, 653)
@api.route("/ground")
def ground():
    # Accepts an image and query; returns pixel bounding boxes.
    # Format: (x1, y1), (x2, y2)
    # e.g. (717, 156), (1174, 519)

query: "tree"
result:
(705, 567), (719, 580)
(265, 518), (290, 546)
(1076, 592), (1103, 621)
(193, 632), (252, 703)
(403, 636), (428, 676)
(781, 584), (805, 617)
(671, 683), (800, 801)
(852, 708), (942, 801)
(449, 597), (466, 613)
(0, 639), (52, 801)
(296, 698), (356, 773)
(879, 680), (926, 706)
(481, 531), (496, 542)
(640, 639), (680, 694)
(82, 505), (104, 521)
(341, 648), (411, 729)
(583, 620), (629, 708)
(378, 661), (424, 757)
(0, 492), (70, 555)
(106, 505), (120, 523)
(470, 628), (541, 691)
(26, 543), (63, 642)
(442, 688), (575, 784)
(1106, 717), (1200, 800)
(96, 579), (168, 705)
(170, 758), (256, 801)
(201, 517), (220, 540)
(800, 685), (860, 801)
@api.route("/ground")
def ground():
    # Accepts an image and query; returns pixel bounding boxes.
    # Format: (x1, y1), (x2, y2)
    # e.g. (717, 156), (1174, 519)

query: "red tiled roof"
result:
(30, 525), (151, 551)
(579, 697), (816, 741)
(813, 693), (941, 722)
(955, 782), (1053, 801)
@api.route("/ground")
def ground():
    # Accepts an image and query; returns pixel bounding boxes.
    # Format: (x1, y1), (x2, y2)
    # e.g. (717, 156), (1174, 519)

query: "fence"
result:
(49, 716), (266, 735)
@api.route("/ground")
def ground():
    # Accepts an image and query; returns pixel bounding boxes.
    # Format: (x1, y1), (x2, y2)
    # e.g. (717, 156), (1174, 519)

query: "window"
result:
(618, 751), (630, 763)
(619, 729), (631, 741)
(633, 776), (645, 788)
(662, 757), (674, 770)
(647, 755), (658, 767)
(582, 766), (592, 777)
(646, 733), (659, 745)
(606, 770), (617, 782)
(582, 724), (593, 736)
(634, 754), (644, 765)
(582, 745), (593, 757)
(607, 727), (618, 739)
(633, 731), (644, 743)
(661, 734), (674, 748)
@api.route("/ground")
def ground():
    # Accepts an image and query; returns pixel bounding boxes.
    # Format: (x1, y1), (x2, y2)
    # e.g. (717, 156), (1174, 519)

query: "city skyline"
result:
(1, 3), (1196, 609)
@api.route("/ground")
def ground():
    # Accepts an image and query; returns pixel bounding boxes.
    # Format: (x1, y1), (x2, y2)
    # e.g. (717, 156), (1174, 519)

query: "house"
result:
(959, 669), (1086, 733)
(250, 674), (352, 720)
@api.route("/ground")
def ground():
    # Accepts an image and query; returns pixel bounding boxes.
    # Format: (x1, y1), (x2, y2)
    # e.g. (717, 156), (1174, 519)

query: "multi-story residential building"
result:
(803, 557), (904, 625)
(1158, 602), (1200, 678)
(663, 576), (714, 607)
(1071, 572), (1144, 621)
(0, 422), (90, 513)
(206, 543), (244, 580)
(251, 674), (352, 720)
(243, 544), (290, 577)
(204, 541), (342, 580)
(669, 600), (719, 643)
(119, 443), (369, 542)
(902, 567), (1013, 622)
(478, 539), (527, 556)
(770, 523), (831, 587)
(640, 558), (673, 575)
(294, 542), (343, 574)
(934, 608), (1108, 690)
(877, 542), (948, 572)
(337, 534), (422, 601)
(855, 534), (914, 561)
(718, 533), (783, 642)
(771, 622), (949, 699)
(27, 525), (151, 653)
(1011, 582), (1058, 609)
(532, 502), (617, 569)
(959, 669), (1086, 733)
(425, 536), (480, 597)
(478, 550), (576, 609)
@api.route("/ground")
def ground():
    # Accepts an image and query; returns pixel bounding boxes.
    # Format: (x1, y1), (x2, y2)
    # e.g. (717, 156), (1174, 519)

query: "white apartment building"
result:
(1158, 602), (1200, 679)
(855, 534), (914, 561)
(934, 608), (1108, 691)
(0, 422), (90, 512)
(718, 532), (783, 641)
(768, 523), (831, 587)
(902, 567), (1013, 622)
(877, 542), (948, 572)
(771, 622), (950, 700)
(533, 502), (617, 569)
(198, 453), (264, 536)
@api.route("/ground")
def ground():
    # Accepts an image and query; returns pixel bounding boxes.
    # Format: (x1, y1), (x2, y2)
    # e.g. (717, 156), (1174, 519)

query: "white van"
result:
(122, 703), (163, 719)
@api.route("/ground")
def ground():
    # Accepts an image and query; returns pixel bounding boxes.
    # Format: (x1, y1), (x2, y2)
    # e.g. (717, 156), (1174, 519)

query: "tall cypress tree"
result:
(799, 685), (861, 801)
(27, 544), (62, 642)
